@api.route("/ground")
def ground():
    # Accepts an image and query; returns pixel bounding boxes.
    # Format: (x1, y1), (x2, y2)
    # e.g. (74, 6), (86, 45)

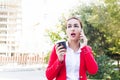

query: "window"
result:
(0, 17), (7, 22)
(0, 30), (7, 34)
(0, 41), (6, 44)
(11, 46), (15, 50)
(0, 24), (7, 28)
(0, 12), (8, 15)
(0, 36), (7, 39)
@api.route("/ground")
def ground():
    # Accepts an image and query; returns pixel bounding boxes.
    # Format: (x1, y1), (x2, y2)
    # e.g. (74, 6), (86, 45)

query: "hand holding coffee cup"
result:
(55, 40), (66, 62)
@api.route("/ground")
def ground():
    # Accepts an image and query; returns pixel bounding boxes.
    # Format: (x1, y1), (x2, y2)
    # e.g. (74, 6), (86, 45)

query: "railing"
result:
(0, 54), (45, 65)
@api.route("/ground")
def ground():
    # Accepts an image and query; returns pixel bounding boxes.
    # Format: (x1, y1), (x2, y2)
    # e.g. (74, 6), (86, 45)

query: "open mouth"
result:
(71, 33), (76, 37)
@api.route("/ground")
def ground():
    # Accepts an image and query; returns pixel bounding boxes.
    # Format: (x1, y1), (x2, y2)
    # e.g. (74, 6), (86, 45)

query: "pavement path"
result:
(0, 64), (47, 80)
(0, 69), (47, 80)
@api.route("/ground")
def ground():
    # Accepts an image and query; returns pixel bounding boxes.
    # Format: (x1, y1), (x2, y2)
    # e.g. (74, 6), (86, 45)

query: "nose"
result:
(71, 26), (75, 31)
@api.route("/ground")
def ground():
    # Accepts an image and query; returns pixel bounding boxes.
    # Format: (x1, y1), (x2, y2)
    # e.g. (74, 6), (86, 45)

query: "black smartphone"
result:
(57, 41), (67, 49)
(80, 29), (84, 43)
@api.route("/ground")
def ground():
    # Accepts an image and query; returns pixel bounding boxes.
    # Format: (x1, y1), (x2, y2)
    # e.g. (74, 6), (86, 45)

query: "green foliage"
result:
(88, 54), (114, 79)
(72, 0), (120, 55)
(89, 0), (120, 55)
(46, 0), (120, 79)
(84, 22), (107, 55)
(110, 70), (120, 80)
(69, 5), (108, 55)
(44, 51), (51, 64)
(46, 29), (62, 43)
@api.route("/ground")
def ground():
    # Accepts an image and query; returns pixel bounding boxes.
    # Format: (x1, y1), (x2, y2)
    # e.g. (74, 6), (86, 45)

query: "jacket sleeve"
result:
(45, 45), (65, 80)
(82, 46), (98, 75)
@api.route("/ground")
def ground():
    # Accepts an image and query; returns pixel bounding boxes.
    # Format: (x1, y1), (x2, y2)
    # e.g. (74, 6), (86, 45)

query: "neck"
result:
(68, 40), (80, 52)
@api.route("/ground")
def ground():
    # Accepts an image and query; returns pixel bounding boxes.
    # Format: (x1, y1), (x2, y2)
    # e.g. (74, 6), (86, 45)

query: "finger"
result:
(80, 35), (83, 38)
(81, 29), (86, 36)
(58, 51), (65, 55)
(55, 44), (60, 48)
(58, 48), (66, 53)
(55, 44), (61, 51)
(57, 45), (65, 51)
(80, 34), (84, 41)
(57, 48), (66, 55)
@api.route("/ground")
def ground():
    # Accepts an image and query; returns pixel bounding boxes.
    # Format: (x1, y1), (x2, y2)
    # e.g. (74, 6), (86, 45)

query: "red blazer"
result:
(45, 45), (98, 80)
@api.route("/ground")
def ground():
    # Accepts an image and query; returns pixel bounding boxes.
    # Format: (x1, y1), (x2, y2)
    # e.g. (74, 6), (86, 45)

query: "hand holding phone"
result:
(80, 29), (88, 47)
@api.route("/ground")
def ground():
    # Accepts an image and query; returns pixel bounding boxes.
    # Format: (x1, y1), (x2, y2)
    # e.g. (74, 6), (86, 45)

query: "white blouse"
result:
(65, 42), (81, 80)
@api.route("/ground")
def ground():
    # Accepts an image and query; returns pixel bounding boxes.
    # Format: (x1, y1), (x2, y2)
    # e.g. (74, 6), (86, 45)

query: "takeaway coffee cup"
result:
(56, 40), (67, 49)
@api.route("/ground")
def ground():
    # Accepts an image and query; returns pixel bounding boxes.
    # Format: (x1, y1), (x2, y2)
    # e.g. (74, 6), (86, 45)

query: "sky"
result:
(20, 0), (80, 53)
(20, 0), (97, 53)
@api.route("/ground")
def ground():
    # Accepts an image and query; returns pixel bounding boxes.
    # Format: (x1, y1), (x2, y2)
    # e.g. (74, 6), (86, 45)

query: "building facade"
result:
(0, 0), (22, 56)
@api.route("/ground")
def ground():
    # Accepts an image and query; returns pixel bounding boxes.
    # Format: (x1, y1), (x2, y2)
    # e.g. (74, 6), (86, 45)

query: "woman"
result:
(45, 17), (98, 80)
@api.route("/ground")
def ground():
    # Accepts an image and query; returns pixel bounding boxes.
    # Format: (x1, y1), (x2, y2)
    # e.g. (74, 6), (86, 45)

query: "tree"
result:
(46, 0), (120, 78)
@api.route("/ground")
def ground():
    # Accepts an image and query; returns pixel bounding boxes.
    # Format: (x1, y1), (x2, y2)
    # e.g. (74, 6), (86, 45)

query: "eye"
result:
(74, 25), (79, 27)
(68, 26), (71, 28)
(67, 24), (72, 28)
(74, 24), (79, 28)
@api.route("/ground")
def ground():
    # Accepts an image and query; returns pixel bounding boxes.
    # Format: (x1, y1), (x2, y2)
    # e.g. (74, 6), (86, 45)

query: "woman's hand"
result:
(55, 44), (66, 62)
(80, 29), (88, 48)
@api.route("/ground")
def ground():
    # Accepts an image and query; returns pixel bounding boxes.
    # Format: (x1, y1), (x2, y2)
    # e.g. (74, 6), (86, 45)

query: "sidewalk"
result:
(0, 64), (47, 80)
(0, 67), (47, 80)
(0, 63), (47, 72)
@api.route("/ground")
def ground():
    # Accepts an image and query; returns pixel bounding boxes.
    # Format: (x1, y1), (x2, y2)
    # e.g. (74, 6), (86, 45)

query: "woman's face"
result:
(66, 19), (82, 41)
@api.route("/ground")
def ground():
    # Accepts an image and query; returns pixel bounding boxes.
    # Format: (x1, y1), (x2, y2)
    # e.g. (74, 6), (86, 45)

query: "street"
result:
(0, 69), (47, 80)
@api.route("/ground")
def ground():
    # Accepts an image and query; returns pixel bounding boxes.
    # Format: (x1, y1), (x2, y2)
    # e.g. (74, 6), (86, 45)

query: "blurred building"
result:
(0, 0), (22, 56)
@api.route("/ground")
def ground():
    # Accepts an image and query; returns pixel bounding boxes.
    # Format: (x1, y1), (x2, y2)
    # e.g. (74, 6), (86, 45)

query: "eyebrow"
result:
(67, 24), (71, 26)
(74, 24), (78, 26)
(67, 23), (78, 25)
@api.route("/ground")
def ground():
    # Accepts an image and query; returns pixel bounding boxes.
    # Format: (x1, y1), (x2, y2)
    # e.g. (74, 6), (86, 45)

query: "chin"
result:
(70, 38), (78, 41)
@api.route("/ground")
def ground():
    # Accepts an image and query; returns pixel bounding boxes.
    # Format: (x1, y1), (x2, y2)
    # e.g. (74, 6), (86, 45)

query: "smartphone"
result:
(80, 29), (84, 43)
(57, 41), (67, 49)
